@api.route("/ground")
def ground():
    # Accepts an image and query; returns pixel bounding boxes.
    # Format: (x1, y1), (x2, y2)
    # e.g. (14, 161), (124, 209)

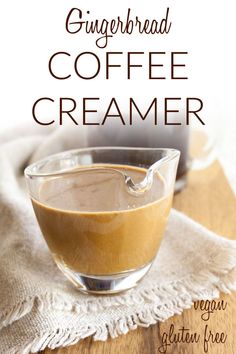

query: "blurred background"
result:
(0, 0), (235, 193)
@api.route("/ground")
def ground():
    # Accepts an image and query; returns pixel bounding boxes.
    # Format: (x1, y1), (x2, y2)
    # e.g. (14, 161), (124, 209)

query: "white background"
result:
(0, 0), (236, 190)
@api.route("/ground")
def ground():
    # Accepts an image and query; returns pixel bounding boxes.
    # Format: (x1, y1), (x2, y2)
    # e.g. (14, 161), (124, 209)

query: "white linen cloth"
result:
(0, 126), (236, 354)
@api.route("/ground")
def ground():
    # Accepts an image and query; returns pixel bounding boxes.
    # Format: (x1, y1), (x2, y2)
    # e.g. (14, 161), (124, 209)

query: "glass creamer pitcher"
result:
(25, 147), (180, 294)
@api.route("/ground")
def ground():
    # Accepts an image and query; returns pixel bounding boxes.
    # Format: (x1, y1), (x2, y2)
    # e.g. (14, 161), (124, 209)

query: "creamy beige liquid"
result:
(32, 165), (171, 275)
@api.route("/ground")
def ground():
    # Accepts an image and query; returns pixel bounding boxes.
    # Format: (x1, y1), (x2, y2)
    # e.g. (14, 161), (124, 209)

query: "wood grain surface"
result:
(43, 161), (236, 354)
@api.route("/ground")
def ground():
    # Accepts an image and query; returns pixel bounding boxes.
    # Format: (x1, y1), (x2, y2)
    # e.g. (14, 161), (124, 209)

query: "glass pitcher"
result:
(25, 147), (180, 294)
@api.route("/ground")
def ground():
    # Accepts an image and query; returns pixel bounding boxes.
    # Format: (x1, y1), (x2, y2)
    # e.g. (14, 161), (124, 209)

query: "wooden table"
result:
(44, 161), (236, 354)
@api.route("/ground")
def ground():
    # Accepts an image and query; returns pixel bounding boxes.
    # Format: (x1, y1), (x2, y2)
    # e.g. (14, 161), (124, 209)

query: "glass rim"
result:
(24, 146), (180, 179)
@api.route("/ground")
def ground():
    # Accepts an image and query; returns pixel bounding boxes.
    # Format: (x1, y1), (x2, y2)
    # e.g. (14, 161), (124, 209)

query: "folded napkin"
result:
(0, 126), (236, 354)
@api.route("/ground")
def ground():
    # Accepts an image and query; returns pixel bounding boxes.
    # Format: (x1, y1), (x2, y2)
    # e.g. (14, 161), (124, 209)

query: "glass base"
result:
(56, 260), (153, 294)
